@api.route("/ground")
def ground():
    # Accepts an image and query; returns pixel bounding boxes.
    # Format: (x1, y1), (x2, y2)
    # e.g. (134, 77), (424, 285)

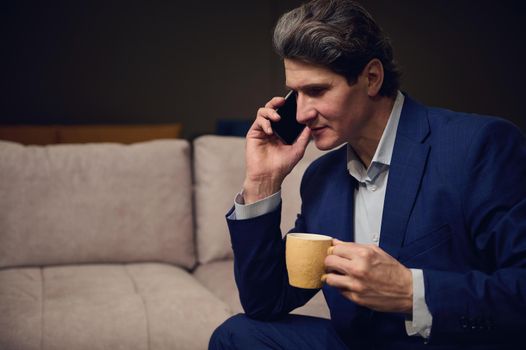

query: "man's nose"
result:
(296, 94), (316, 124)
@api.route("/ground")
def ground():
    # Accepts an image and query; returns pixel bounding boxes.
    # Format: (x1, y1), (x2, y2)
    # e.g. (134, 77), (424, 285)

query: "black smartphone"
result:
(271, 90), (305, 145)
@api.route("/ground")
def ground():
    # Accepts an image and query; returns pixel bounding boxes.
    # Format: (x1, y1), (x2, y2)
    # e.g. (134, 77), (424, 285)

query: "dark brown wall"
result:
(1, 0), (524, 139)
(364, 0), (525, 132)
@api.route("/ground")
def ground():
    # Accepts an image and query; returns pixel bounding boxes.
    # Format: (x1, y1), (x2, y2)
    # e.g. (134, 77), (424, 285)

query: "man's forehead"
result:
(284, 60), (335, 90)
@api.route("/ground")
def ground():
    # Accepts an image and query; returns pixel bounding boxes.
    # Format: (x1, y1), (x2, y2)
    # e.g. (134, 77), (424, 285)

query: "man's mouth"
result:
(309, 125), (327, 136)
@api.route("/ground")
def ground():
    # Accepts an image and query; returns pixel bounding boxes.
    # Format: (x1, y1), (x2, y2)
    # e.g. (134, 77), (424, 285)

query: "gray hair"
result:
(273, 0), (400, 97)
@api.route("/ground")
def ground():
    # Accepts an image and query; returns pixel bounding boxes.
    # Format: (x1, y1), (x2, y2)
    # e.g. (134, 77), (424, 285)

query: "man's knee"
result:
(209, 314), (252, 350)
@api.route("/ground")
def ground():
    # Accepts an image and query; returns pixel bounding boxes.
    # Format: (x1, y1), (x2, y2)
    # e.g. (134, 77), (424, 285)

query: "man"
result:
(210, 0), (526, 348)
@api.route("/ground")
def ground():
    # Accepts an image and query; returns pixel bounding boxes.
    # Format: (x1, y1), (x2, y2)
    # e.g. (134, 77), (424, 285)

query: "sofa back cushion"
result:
(0, 140), (195, 269)
(193, 135), (327, 264)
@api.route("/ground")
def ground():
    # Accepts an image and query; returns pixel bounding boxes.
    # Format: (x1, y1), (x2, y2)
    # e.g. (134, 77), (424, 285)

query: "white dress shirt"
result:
(231, 91), (432, 338)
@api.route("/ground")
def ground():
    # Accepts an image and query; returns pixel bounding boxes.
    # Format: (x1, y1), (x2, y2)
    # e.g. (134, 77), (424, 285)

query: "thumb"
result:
(292, 127), (311, 152)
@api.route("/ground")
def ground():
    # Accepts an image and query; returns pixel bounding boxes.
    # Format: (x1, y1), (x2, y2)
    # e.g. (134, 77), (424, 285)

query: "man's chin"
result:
(312, 136), (340, 151)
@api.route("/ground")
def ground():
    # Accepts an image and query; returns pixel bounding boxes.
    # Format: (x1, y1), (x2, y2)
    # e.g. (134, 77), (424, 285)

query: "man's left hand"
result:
(322, 239), (413, 314)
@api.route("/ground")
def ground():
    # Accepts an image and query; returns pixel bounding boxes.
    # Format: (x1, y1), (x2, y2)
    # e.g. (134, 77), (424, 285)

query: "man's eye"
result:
(307, 88), (325, 96)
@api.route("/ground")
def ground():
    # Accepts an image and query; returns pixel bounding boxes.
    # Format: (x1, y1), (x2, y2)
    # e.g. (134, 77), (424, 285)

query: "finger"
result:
(292, 126), (311, 150)
(322, 273), (364, 294)
(333, 238), (358, 246)
(324, 254), (352, 276)
(331, 242), (377, 263)
(247, 116), (272, 136)
(257, 107), (281, 122)
(325, 250), (373, 279)
(332, 239), (377, 249)
(252, 110), (279, 136)
(329, 239), (351, 253)
(330, 242), (360, 261)
(264, 96), (286, 109)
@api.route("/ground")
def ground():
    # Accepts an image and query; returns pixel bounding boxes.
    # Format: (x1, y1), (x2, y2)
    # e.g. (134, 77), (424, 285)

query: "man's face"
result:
(284, 58), (372, 150)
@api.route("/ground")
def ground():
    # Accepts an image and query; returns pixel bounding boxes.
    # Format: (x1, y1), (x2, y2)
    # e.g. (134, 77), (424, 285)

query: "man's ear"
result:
(363, 58), (384, 97)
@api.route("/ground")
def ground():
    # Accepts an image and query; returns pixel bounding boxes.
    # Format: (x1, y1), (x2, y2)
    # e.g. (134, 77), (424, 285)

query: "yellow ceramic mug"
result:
(285, 233), (332, 289)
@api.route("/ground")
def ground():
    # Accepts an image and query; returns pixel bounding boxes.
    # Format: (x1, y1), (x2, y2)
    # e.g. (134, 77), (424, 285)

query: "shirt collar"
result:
(347, 91), (404, 183)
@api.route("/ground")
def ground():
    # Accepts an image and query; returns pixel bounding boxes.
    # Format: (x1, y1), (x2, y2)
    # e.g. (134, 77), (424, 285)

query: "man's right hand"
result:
(242, 96), (311, 204)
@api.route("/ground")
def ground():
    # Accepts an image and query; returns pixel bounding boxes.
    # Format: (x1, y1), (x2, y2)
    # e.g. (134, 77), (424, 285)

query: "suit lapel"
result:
(317, 148), (356, 243)
(327, 168), (356, 242)
(380, 96), (430, 258)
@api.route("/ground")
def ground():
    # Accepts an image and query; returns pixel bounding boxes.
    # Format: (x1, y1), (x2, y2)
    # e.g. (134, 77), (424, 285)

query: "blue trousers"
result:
(209, 314), (349, 349)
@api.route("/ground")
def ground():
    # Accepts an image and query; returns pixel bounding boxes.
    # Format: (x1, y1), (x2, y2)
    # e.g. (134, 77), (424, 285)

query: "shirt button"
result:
(369, 185), (377, 191)
(372, 233), (379, 243)
(460, 316), (468, 330)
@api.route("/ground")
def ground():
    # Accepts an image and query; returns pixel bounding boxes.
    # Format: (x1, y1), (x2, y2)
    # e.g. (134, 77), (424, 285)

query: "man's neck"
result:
(350, 95), (396, 168)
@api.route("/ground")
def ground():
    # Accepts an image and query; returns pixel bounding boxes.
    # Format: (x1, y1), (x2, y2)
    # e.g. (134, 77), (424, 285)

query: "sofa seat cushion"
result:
(0, 263), (232, 350)
(193, 259), (330, 319)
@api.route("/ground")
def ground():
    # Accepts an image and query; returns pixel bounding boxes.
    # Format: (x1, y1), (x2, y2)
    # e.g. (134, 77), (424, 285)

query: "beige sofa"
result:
(0, 135), (329, 350)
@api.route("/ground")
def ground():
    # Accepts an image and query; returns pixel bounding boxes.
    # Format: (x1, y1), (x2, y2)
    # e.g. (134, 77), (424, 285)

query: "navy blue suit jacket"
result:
(227, 96), (526, 349)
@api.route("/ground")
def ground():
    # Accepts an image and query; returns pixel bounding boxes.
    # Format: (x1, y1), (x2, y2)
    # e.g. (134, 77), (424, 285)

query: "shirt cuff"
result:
(230, 190), (282, 220)
(405, 269), (433, 339)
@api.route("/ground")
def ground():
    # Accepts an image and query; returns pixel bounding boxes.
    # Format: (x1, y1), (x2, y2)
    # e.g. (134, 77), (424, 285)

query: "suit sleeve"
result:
(226, 201), (318, 321)
(424, 119), (526, 344)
